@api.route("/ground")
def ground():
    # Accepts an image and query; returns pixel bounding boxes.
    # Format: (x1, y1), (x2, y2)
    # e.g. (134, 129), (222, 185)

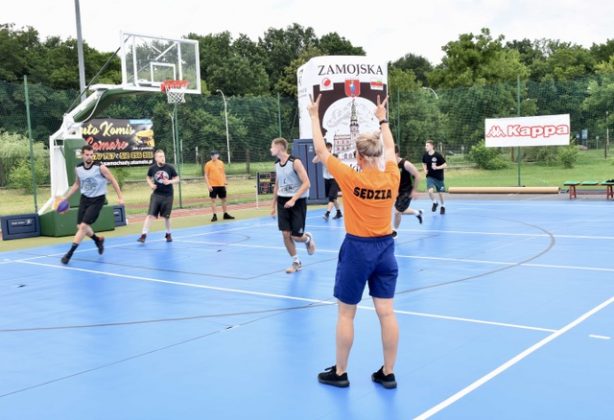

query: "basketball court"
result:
(1, 198), (613, 419)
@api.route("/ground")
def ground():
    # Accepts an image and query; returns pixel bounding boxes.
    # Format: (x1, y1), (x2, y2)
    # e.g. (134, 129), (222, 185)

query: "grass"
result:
(0, 207), (274, 252)
(2, 150), (612, 218)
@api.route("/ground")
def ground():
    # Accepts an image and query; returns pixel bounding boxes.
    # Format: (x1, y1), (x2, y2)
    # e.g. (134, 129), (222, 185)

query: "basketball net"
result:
(161, 80), (189, 104)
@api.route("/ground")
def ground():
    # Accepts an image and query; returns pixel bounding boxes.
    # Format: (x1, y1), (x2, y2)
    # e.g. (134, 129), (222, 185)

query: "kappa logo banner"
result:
(485, 114), (571, 147)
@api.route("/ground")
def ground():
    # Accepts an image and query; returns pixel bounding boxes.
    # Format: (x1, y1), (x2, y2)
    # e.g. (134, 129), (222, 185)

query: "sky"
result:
(4, 0), (613, 65)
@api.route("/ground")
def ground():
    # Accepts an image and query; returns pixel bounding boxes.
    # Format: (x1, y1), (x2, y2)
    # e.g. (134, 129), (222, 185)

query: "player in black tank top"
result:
(392, 145), (423, 238)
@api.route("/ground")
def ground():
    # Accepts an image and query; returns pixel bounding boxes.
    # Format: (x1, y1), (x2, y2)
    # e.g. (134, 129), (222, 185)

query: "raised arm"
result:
(307, 94), (331, 165)
(375, 95), (395, 163)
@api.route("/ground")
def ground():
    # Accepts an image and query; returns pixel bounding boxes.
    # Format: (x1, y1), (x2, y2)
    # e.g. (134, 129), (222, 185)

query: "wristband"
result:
(379, 119), (389, 126)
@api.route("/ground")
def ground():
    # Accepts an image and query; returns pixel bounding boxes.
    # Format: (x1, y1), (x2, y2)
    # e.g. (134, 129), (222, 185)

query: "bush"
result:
(524, 147), (559, 166)
(0, 131), (47, 187)
(558, 146), (578, 169)
(468, 140), (508, 170)
(8, 158), (50, 193)
(110, 167), (129, 188)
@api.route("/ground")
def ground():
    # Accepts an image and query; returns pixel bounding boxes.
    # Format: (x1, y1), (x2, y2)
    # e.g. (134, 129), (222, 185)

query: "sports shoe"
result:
(61, 253), (71, 265)
(323, 212), (330, 221)
(440, 206), (446, 215)
(392, 230), (398, 239)
(137, 234), (147, 243)
(372, 366), (397, 389)
(416, 209), (423, 224)
(211, 214), (218, 222)
(431, 202), (438, 212)
(95, 236), (105, 255)
(223, 213), (235, 220)
(318, 365), (350, 388)
(285, 261), (302, 273)
(165, 233), (173, 242)
(333, 211), (343, 220)
(304, 232), (316, 255)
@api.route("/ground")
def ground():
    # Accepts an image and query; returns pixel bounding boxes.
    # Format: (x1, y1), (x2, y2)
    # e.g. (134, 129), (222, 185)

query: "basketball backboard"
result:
(120, 32), (201, 94)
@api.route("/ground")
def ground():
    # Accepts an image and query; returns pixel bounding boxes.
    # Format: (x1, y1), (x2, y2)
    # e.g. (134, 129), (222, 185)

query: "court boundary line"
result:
(307, 224), (614, 241)
(3, 222), (274, 263)
(414, 294), (614, 420)
(174, 238), (614, 274)
(15, 260), (557, 334)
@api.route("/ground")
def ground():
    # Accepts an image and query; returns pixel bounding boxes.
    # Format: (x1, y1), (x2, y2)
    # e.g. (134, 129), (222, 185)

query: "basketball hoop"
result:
(161, 80), (189, 104)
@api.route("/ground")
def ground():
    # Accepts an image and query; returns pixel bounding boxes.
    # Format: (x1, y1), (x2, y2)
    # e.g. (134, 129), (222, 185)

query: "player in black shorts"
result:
(270, 137), (316, 273)
(137, 150), (179, 243)
(313, 142), (343, 221)
(392, 145), (423, 238)
(60, 145), (124, 264)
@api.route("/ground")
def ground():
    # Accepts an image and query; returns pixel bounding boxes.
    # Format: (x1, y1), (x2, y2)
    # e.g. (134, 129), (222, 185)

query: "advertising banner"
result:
(485, 114), (571, 147)
(297, 56), (388, 166)
(82, 119), (155, 166)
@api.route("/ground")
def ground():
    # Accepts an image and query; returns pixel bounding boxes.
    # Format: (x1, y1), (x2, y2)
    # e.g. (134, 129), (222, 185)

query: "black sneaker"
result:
(323, 212), (330, 221)
(431, 202), (438, 212)
(95, 236), (105, 255)
(137, 234), (147, 243)
(223, 213), (235, 220)
(392, 230), (398, 239)
(440, 206), (446, 215)
(333, 211), (343, 220)
(165, 233), (173, 242)
(211, 214), (218, 222)
(416, 210), (423, 224)
(372, 366), (397, 389)
(61, 253), (72, 265)
(318, 365), (349, 388)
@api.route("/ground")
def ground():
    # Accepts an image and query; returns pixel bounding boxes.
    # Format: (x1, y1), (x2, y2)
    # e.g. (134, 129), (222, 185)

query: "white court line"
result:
(176, 239), (614, 274)
(588, 334), (611, 340)
(308, 224), (614, 241)
(7, 222), (272, 263)
(414, 295), (614, 420)
(15, 260), (554, 333)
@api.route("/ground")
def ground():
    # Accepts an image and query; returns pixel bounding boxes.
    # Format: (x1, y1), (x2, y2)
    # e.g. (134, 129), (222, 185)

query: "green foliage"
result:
(523, 147), (559, 166)
(468, 140), (508, 169)
(110, 167), (129, 188)
(390, 54), (433, 86)
(558, 145), (579, 169)
(8, 157), (49, 193)
(0, 131), (47, 186)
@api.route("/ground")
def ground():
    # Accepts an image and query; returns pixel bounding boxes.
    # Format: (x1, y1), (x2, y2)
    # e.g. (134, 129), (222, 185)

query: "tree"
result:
(390, 53), (433, 86)
(258, 23), (318, 92)
(317, 32), (364, 56)
(428, 28), (528, 89)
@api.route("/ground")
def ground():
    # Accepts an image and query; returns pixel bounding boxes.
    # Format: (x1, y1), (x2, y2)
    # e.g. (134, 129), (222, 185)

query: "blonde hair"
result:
(272, 137), (288, 150)
(355, 131), (383, 166)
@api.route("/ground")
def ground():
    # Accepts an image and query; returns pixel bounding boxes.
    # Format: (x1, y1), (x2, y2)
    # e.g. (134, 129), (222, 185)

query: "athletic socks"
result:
(61, 243), (79, 264)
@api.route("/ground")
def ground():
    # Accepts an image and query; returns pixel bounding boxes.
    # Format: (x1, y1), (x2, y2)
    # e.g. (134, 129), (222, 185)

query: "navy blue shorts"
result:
(334, 234), (398, 305)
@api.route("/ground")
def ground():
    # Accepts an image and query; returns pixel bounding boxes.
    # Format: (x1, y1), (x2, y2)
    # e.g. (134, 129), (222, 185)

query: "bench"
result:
(563, 181), (614, 200)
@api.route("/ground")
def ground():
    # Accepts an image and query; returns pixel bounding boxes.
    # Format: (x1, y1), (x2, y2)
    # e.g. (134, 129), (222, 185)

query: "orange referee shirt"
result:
(204, 160), (226, 187)
(326, 155), (399, 237)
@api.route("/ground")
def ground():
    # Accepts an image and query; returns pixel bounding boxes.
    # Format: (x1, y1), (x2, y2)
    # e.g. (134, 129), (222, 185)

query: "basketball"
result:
(56, 199), (69, 214)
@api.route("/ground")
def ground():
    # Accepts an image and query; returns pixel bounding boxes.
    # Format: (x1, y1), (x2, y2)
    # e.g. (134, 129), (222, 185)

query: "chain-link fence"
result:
(1, 74), (613, 190)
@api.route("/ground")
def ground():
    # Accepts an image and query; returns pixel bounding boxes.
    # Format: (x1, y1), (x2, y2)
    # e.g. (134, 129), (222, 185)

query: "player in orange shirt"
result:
(204, 150), (234, 222)
(310, 95), (400, 390)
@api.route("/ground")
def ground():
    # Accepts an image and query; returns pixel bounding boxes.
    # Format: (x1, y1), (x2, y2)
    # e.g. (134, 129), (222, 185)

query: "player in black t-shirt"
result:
(137, 150), (179, 243)
(392, 145), (422, 238)
(421, 140), (447, 214)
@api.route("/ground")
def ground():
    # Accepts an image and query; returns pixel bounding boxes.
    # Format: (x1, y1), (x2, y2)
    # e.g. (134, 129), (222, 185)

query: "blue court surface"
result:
(1, 199), (613, 419)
